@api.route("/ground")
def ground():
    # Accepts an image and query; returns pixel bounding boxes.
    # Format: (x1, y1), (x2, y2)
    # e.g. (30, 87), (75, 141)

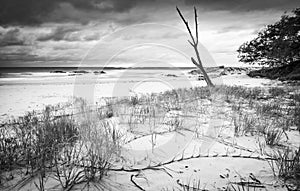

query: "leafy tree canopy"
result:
(237, 8), (300, 67)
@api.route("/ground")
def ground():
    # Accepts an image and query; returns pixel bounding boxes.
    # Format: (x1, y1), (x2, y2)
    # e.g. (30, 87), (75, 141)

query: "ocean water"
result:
(0, 67), (204, 121)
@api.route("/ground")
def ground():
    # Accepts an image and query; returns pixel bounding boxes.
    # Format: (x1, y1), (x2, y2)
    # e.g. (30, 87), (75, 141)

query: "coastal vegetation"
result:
(238, 8), (300, 81)
(1, 85), (299, 190)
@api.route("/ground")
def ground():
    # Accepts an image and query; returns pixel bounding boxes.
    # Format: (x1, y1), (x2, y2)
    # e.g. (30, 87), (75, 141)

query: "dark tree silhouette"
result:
(237, 8), (300, 67)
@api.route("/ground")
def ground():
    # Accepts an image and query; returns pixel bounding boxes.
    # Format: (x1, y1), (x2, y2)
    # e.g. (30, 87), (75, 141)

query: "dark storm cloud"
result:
(0, 0), (298, 25)
(0, 0), (299, 67)
(0, 28), (26, 46)
(185, 0), (298, 11)
(37, 26), (80, 41)
(0, 0), (56, 25)
(0, 0), (154, 25)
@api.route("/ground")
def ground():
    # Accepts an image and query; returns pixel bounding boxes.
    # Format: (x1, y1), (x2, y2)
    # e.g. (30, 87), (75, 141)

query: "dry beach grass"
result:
(0, 85), (300, 190)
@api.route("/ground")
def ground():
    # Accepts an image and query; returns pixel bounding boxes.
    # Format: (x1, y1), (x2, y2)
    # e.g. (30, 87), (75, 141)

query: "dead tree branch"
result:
(108, 153), (278, 173)
(176, 6), (214, 87)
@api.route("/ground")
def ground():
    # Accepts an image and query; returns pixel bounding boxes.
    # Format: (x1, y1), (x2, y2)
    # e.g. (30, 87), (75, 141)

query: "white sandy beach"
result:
(1, 68), (299, 191)
(0, 69), (277, 121)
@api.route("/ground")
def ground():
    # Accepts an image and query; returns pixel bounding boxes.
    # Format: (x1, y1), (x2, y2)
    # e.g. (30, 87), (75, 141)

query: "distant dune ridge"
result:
(187, 64), (300, 82)
(188, 66), (260, 79)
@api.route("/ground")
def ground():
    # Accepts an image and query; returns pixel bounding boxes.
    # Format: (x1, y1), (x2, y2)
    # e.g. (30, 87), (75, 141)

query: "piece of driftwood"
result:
(176, 6), (214, 87)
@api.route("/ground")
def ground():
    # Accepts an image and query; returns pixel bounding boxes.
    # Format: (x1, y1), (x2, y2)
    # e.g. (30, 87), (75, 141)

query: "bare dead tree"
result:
(176, 6), (214, 87)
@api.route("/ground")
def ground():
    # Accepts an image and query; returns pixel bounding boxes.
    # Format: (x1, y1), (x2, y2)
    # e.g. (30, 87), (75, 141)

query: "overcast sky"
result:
(0, 0), (298, 67)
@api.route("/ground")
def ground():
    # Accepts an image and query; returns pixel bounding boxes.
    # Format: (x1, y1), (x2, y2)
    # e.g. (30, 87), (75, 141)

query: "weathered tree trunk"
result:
(176, 7), (214, 87)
